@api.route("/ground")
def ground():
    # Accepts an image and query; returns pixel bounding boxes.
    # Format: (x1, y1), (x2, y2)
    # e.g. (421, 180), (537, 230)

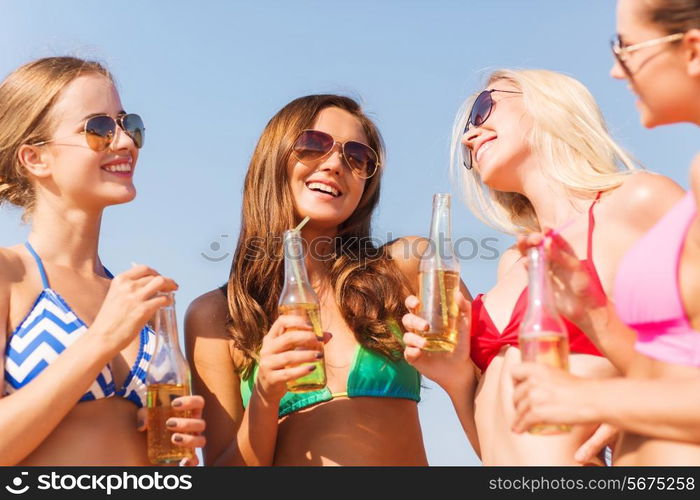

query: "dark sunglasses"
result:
(292, 129), (380, 179)
(462, 89), (522, 170)
(33, 113), (145, 152)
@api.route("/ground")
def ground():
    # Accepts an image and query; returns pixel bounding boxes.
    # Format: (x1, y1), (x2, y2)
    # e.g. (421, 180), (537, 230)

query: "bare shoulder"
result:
(185, 288), (231, 341)
(0, 246), (25, 363)
(604, 172), (685, 230)
(0, 245), (28, 309)
(385, 235), (428, 283)
(0, 245), (27, 284)
(496, 244), (521, 281)
(184, 287), (246, 370)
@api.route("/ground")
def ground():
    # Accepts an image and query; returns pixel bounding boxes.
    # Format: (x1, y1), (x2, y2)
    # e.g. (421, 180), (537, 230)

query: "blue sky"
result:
(1, 0), (698, 465)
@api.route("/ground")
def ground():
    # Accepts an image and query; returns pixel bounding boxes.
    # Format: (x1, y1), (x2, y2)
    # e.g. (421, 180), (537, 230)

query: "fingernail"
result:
(172, 400), (183, 408)
(308, 365), (317, 372)
(315, 352), (324, 359)
(166, 419), (177, 428)
(136, 420), (144, 429)
(173, 434), (184, 443)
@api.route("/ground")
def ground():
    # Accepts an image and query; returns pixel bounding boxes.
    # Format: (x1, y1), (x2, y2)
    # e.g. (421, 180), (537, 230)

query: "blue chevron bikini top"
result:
(3, 242), (155, 407)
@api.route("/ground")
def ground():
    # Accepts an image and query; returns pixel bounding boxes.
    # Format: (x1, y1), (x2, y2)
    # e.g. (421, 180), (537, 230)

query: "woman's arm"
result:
(0, 258), (176, 465)
(391, 236), (480, 455)
(519, 173), (686, 373)
(512, 363), (700, 443)
(185, 290), (319, 466)
(591, 376), (700, 442)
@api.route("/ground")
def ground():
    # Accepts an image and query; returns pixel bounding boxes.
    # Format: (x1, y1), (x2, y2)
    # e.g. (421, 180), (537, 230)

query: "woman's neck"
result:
(27, 201), (104, 275)
(300, 224), (338, 284)
(520, 174), (591, 231)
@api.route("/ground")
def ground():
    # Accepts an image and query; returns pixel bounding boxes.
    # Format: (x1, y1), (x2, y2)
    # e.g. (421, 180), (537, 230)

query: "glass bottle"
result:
(278, 229), (326, 392)
(418, 193), (461, 352)
(518, 245), (571, 434)
(145, 292), (195, 464)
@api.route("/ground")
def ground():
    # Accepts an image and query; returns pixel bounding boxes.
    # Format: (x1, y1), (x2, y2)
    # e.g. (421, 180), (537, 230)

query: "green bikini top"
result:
(240, 343), (421, 417)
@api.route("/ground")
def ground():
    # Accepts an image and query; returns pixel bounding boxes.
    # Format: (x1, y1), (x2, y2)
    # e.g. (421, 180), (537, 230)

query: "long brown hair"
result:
(225, 94), (410, 376)
(0, 57), (112, 219)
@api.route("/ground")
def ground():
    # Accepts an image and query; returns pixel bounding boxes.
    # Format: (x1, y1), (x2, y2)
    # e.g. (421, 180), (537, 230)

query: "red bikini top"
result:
(470, 193), (604, 373)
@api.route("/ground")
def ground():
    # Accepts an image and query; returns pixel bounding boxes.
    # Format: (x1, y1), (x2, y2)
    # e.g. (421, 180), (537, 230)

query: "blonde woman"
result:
(513, 0), (700, 465)
(0, 57), (204, 465)
(401, 69), (685, 465)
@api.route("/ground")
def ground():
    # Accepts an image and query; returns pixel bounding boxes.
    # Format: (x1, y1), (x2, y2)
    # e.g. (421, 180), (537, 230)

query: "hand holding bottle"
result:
(145, 293), (202, 465)
(136, 395), (206, 466)
(402, 290), (473, 394)
(516, 231), (606, 326)
(91, 265), (178, 354)
(275, 228), (327, 393)
(255, 314), (324, 404)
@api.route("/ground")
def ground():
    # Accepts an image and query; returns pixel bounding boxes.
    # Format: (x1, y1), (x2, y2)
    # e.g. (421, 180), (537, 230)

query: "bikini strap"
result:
(103, 266), (114, 279)
(24, 241), (50, 289)
(586, 191), (603, 261)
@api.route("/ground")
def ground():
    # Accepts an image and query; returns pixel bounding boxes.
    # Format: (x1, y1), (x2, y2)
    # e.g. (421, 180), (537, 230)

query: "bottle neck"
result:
(155, 304), (181, 349)
(424, 194), (457, 270)
(429, 195), (453, 244)
(526, 246), (557, 316)
(283, 231), (311, 286)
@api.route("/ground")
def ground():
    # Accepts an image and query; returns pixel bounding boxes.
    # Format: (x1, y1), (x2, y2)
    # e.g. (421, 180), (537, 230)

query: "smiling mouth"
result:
(305, 181), (342, 197)
(475, 139), (495, 164)
(101, 162), (133, 176)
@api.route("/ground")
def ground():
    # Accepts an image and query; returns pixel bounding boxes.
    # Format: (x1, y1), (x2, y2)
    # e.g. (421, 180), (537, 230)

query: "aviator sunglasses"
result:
(610, 32), (685, 78)
(292, 129), (380, 179)
(462, 89), (522, 170)
(33, 113), (145, 152)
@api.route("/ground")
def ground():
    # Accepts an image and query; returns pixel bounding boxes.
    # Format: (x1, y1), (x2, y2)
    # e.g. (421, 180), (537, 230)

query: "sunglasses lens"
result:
(610, 38), (632, 77)
(470, 91), (493, 128)
(293, 130), (334, 162)
(85, 115), (116, 151)
(462, 144), (472, 170)
(122, 113), (145, 149)
(344, 141), (378, 178)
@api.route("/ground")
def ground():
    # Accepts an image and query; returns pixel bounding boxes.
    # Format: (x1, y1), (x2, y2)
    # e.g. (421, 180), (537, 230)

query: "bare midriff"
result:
(272, 397), (427, 466)
(615, 354), (700, 465)
(19, 398), (150, 466)
(475, 346), (617, 465)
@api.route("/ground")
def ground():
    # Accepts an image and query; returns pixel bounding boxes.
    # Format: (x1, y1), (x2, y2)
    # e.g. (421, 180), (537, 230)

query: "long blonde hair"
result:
(450, 69), (638, 234)
(224, 94), (410, 377)
(0, 57), (112, 219)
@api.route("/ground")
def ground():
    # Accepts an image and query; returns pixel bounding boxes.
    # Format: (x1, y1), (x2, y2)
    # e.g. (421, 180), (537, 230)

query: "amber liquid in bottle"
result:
(417, 193), (461, 352)
(519, 333), (571, 434)
(418, 269), (460, 351)
(147, 383), (194, 464)
(519, 247), (571, 435)
(145, 294), (196, 464)
(278, 302), (326, 392)
(279, 229), (327, 393)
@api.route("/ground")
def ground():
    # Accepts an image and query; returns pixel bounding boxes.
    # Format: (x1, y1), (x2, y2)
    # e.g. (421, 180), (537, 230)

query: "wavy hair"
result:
(224, 94), (410, 376)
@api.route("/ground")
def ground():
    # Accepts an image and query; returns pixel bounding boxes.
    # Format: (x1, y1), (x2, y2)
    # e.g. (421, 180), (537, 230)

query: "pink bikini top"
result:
(614, 191), (700, 366)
